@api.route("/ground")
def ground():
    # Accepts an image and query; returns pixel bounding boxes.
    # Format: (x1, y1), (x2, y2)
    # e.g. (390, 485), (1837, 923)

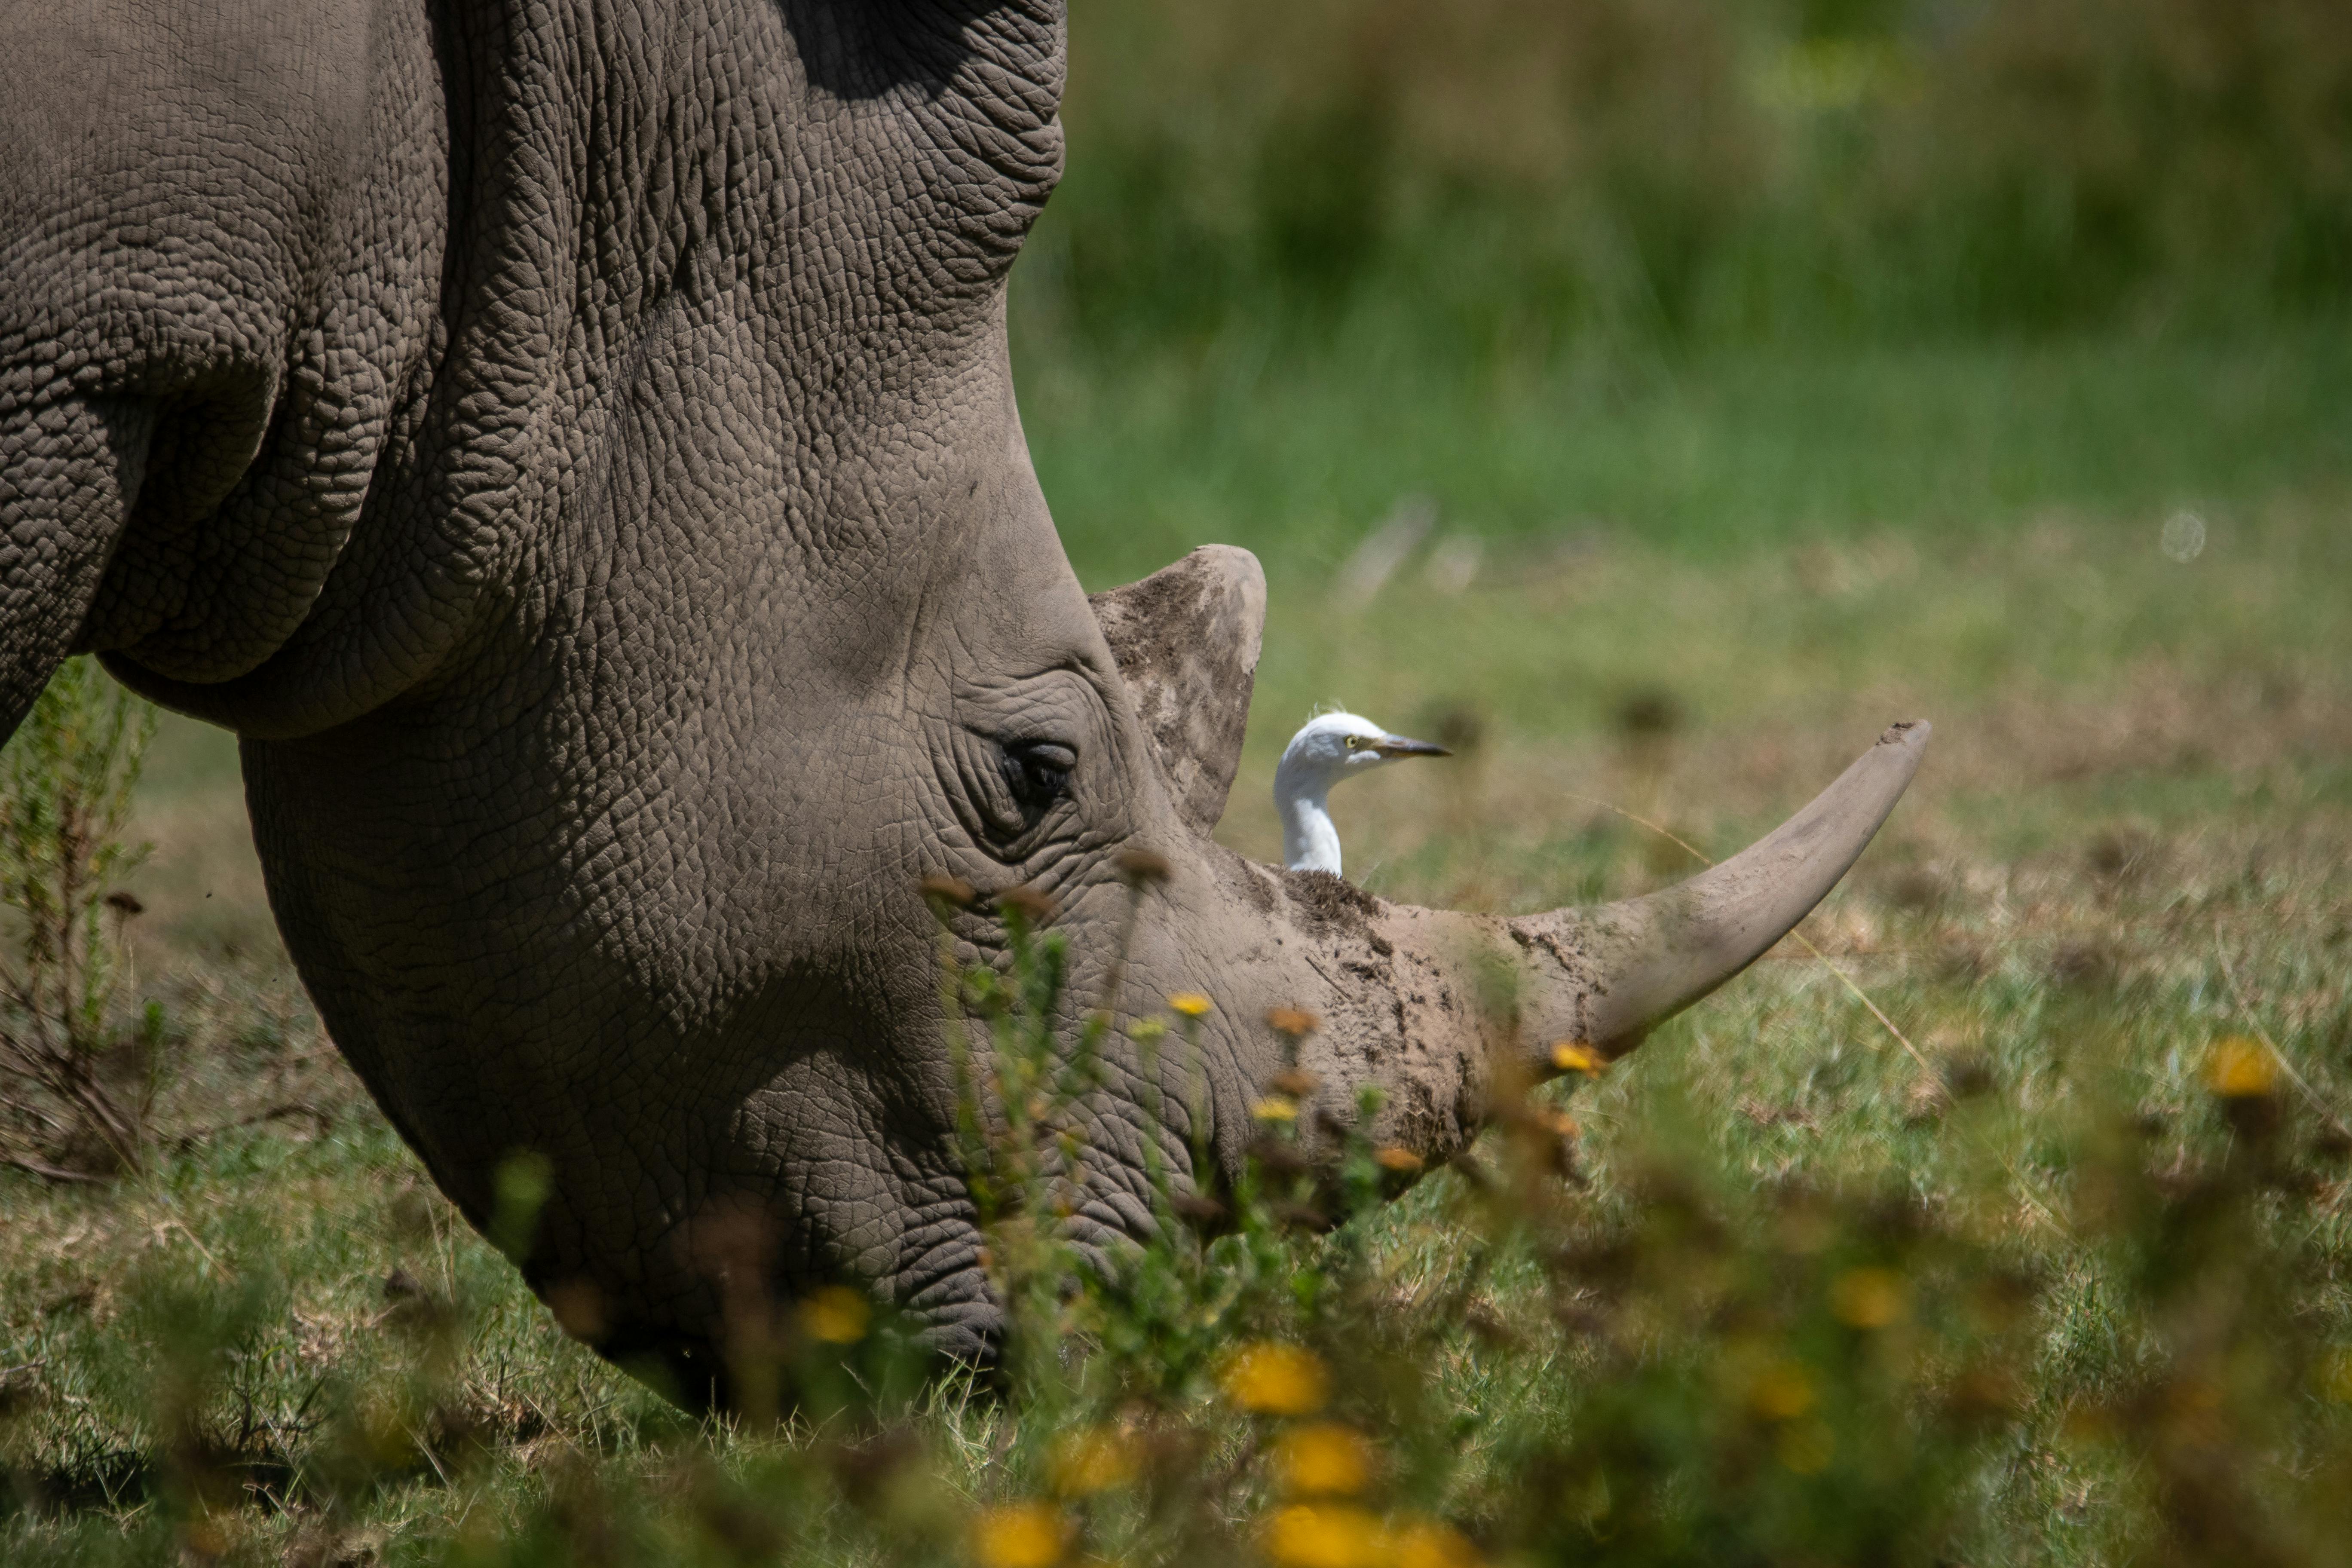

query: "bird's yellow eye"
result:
(1344, 735), (1361, 750)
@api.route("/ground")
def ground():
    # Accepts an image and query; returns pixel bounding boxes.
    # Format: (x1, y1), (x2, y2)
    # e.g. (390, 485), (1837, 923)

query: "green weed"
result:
(0, 657), (159, 1179)
(4, 729), (2351, 1566)
(7, 20), (2352, 1539)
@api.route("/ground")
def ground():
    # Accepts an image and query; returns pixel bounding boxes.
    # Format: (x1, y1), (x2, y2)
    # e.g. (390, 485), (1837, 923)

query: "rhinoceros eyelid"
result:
(1005, 738), (1076, 771)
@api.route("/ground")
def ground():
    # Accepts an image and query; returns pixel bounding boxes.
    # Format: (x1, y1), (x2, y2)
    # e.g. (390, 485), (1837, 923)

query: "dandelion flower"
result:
(1221, 1341), (1329, 1415)
(997, 884), (1058, 924)
(919, 873), (978, 909)
(1829, 1267), (1908, 1329)
(1373, 1146), (1424, 1173)
(1168, 992), (1213, 1018)
(1115, 848), (1171, 884)
(1261, 1502), (1383, 1568)
(1550, 1041), (1603, 1076)
(798, 1285), (870, 1344)
(1267, 1006), (1320, 1038)
(1747, 1360), (1817, 1421)
(1390, 1519), (1483, 1568)
(1274, 1422), (1375, 1496)
(1252, 1097), (1300, 1122)
(2205, 1035), (2278, 1098)
(181, 1514), (232, 1559)
(1048, 1426), (1139, 1496)
(971, 1501), (1067, 1568)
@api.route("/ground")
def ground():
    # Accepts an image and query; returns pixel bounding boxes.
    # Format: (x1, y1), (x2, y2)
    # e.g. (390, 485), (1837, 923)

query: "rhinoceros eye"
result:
(1000, 738), (1075, 816)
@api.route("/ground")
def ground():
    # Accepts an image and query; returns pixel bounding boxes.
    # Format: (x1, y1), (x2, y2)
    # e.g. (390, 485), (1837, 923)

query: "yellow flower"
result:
(1168, 992), (1213, 1018)
(799, 1285), (871, 1344)
(1273, 1422), (1375, 1496)
(1115, 848), (1171, 885)
(1389, 1519), (1484, 1568)
(1828, 1267), (1908, 1329)
(1373, 1146), (1424, 1173)
(1747, 1360), (1817, 1421)
(1048, 1425), (1139, 1496)
(1261, 1502), (1383, 1568)
(971, 1501), (1067, 1568)
(1776, 1418), (1835, 1475)
(1252, 1097), (1300, 1122)
(1266, 1006), (1321, 1038)
(1550, 1041), (1603, 1076)
(181, 1511), (233, 1561)
(1220, 1341), (1329, 1415)
(2205, 1035), (2278, 1098)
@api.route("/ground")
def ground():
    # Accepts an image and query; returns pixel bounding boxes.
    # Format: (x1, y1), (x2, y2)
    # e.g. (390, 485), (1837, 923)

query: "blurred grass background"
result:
(1007, 0), (2352, 903)
(1022, 0), (2352, 578)
(7, 0), (2352, 1561)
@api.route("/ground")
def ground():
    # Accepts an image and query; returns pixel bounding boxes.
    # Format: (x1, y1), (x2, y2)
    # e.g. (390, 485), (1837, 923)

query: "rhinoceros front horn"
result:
(1507, 719), (1932, 1060)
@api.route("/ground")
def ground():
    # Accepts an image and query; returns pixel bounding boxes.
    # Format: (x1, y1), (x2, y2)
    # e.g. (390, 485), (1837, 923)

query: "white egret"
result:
(1275, 711), (1452, 876)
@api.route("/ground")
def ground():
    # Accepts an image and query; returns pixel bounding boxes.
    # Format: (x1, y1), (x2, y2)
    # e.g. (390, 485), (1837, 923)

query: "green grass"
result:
(1018, 314), (2352, 587)
(6, 328), (2352, 1565)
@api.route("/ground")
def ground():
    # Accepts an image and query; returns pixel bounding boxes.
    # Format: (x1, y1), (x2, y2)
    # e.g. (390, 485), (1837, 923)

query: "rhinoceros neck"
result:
(80, 0), (1066, 745)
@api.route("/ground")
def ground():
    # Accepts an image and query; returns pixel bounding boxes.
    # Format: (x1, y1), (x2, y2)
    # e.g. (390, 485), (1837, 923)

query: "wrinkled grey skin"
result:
(1, 0), (1923, 1395)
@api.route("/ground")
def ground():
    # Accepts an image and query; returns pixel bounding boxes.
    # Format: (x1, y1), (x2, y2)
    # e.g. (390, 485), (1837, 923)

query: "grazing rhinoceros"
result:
(0, 0), (1925, 1395)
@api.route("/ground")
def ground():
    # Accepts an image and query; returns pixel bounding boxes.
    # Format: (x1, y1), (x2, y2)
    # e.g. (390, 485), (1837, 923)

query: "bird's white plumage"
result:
(1274, 710), (1450, 876)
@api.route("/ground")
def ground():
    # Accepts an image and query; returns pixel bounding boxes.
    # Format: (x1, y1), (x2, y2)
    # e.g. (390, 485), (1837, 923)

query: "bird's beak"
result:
(1372, 735), (1452, 760)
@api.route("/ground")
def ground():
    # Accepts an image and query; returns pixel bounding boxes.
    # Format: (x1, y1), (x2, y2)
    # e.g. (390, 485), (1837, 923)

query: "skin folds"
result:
(0, 0), (1922, 1396)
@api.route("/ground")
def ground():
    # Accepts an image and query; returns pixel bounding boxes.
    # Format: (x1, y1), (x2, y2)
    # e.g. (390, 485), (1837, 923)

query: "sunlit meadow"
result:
(7, 0), (2352, 1562)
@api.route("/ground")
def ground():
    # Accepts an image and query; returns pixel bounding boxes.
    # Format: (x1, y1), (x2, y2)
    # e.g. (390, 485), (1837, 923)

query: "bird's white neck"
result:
(1277, 777), (1344, 875)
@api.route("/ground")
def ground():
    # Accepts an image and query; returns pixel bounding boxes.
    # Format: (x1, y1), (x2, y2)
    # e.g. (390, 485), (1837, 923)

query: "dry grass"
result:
(0, 476), (2346, 1563)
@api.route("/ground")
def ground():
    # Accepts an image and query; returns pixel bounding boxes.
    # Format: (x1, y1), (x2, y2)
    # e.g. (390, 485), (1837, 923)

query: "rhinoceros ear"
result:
(1090, 545), (1268, 836)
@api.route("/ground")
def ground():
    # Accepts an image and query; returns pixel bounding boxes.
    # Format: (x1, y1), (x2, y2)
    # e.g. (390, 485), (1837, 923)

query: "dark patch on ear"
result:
(1090, 545), (1266, 836)
(1225, 854), (1283, 916)
(1282, 867), (1387, 946)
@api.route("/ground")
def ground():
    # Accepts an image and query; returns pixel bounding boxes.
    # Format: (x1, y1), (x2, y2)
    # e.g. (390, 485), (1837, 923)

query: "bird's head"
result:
(1277, 710), (1453, 789)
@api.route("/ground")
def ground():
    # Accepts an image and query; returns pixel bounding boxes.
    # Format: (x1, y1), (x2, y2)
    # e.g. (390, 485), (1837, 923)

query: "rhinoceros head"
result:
(0, 0), (1923, 1393)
